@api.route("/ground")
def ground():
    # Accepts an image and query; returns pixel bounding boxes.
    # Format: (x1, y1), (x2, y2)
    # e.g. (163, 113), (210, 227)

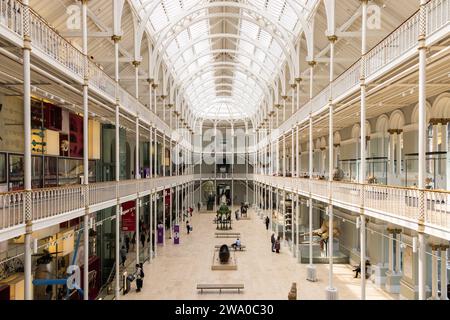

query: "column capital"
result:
(152, 83), (159, 89)
(132, 60), (141, 67)
(295, 77), (303, 83)
(308, 60), (317, 67)
(440, 244), (449, 250)
(290, 83), (297, 89)
(327, 35), (338, 43)
(430, 244), (441, 251)
(111, 35), (122, 43)
(281, 95), (288, 100)
(147, 78), (154, 84)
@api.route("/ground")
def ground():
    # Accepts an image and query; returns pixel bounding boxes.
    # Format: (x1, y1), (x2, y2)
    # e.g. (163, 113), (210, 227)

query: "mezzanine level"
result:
(0, 0), (191, 150)
(255, 0), (449, 149)
(254, 174), (450, 240)
(0, 174), (193, 242)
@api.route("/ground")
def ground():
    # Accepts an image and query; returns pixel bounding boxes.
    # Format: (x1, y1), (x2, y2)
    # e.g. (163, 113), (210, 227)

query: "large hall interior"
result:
(0, 0), (449, 301)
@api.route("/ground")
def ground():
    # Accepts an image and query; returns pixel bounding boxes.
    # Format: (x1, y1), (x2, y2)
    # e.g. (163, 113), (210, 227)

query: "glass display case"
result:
(405, 151), (447, 189)
(58, 158), (83, 186)
(8, 154), (24, 190)
(31, 156), (43, 189)
(88, 160), (97, 183)
(0, 153), (6, 184)
(44, 156), (58, 187)
(338, 157), (388, 184)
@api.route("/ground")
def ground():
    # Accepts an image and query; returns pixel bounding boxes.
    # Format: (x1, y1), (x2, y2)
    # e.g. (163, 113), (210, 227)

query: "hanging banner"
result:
(173, 225), (180, 245)
(157, 223), (164, 244)
(121, 201), (136, 232)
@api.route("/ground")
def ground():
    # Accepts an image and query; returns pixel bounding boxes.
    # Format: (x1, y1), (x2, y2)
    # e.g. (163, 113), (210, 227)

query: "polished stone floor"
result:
(123, 208), (397, 300)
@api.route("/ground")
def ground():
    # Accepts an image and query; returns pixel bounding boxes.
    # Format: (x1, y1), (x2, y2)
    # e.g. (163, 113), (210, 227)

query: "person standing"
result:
(134, 264), (143, 292)
(197, 202), (201, 212)
(275, 236), (281, 253)
(120, 245), (127, 267)
(125, 234), (130, 253)
(186, 220), (191, 234)
(265, 216), (270, 230)
(140, 231), (146, 249)
(271, 233), (276, 252)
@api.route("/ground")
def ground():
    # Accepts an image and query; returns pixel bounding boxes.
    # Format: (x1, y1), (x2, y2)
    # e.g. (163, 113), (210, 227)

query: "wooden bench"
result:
(197, 284), (244, 293)
(215, 232), (240, 238)
(214, 245), (246, 251)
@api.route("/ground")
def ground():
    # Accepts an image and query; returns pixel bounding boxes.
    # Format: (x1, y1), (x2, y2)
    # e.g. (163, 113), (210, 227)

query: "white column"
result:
(359, 0), (368, 301)
(291, 129), (295, 177)
(431, 245), (439, 299)
(113, 30), (121, 299)
(395, 232), (401, 273)
(418, 233), (426, 299)
(388, 231), (394, 273)
(360, 215), (366, 300)
(135, 117), (140, 263)
(389, 132), (396, 176)
(283, 135), (286, 177)
(441, 245), (448, 300)
(295, 195), (299, 258)
(154, 193), (158, 257)
(307, 113), (317, 281)
(396, 131), (402, 177)
(22, 0), (32, 300)
(418, 0), (428, 301)
(81, 0), (90, 299)
(148, 194), (152, 261)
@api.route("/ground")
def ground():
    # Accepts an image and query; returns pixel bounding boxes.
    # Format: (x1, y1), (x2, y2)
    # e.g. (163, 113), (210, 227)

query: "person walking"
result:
(265, 216), (270, 230)
(197, 202), (201, 212)
(131, 232), (136, 251)
(140, 231), (146, 249)
(120, 245), (127, 267)
(275, 236), (281, 253)
(134, 264), (143, 292)
(125, 234), (130, 253)
(271, 233), (276, 252)
(186, 220), (191, 234)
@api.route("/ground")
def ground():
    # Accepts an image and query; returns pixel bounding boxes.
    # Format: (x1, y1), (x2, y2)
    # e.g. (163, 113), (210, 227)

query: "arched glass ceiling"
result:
(132, 0), (313, 121)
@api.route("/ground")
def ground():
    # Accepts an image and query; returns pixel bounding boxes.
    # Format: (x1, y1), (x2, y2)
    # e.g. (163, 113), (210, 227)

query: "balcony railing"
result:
(0, 0), (22, 36)
(268, 0), (449, 146)
(255, 175), (450, 233)
(0, 175), (193, 233)
(29, 7), (84, 79)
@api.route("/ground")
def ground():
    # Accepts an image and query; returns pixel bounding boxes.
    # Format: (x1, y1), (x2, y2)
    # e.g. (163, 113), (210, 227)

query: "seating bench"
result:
(215, 232), (240, 238)
(214, 245), (246, 251)
(197, 284), (244, 293)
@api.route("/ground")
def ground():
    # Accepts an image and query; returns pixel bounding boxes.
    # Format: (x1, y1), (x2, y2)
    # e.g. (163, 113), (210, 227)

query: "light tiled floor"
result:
(123, 208), (397, 300)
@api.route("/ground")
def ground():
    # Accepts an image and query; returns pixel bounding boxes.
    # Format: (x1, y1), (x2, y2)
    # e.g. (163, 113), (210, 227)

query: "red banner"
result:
(121, 201), (136, 232)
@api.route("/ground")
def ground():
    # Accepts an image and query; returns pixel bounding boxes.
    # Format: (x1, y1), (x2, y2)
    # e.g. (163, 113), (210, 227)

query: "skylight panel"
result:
(164, 0), (183, 21)
(239, 41), (254, 55)
(194, 40), (209, 54)
(166, 40), (179, 57)
(258, 29), (272, 48)
(149, 4), (169, 32)
(189, 20), (209, 41)
(240, 20), (259, 39)
(176, 29), (190, 48)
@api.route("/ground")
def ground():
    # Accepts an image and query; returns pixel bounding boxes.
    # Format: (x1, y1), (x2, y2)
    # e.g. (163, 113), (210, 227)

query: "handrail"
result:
(270, 0), (448, 144)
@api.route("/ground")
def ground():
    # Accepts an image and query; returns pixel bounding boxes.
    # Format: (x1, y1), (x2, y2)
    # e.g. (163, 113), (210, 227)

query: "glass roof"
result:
(132, 0), (313, 120)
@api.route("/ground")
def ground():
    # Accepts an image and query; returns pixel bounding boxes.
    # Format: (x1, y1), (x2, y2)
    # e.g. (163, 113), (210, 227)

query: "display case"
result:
(44, 156), (58, 187)
(31, 156), (43, 189)
(58, 158), (83, 186)
(338, 157), (388, 184)
(405, 151), (447, 189)
(8, 154), (23, 190)
(0, 153), (6, 184)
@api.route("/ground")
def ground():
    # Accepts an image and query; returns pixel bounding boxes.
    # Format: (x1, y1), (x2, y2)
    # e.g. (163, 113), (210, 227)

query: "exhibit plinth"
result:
(211, 251), (237, 270)
(306, 265), (317, 282)
(325, 287), (338, 300)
